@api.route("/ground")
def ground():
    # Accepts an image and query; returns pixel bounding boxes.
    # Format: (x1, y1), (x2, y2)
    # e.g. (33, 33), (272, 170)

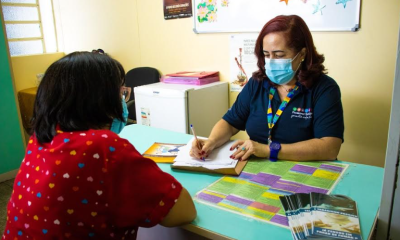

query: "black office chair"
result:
(125, 67), (160, 124)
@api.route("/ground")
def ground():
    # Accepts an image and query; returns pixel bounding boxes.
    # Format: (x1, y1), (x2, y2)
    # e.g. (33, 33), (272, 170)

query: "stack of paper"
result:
(172, 137), (237, 170)
(280, 193), (362, 240)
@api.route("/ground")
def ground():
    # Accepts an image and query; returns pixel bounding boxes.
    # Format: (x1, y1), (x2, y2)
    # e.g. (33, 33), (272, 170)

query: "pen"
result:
(190, 124), (205, 161)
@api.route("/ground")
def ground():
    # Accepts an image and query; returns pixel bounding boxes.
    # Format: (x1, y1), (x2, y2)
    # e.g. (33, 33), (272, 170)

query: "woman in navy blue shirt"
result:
(190, 15), (344, 162)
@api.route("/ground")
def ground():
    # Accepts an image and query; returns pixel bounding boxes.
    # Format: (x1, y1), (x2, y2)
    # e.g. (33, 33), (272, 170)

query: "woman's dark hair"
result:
(31, 51), (125, 143)
(253, 15), (326, 88)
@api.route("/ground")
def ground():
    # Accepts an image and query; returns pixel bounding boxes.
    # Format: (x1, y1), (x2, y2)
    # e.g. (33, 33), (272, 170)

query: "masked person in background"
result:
(91, 49), (130, 134)
(190, 15), (344, 162)
(3, 52), (196, 240)
(110, 61), (131, 134)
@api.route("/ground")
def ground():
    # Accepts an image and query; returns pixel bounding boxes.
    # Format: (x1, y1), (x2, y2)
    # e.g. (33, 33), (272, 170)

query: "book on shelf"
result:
(142, 142), (186, 163)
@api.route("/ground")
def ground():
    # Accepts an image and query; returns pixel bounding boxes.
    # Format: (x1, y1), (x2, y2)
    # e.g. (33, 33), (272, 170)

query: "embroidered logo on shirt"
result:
(291, 107), (313, 120)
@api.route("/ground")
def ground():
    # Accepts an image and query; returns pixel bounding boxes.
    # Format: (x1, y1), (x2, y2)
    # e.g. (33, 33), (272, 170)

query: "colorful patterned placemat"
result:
(194, 160), (348, 228)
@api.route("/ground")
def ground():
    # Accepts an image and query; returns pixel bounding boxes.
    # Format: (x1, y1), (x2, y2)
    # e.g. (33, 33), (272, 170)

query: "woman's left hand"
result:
(230, 140), (269, 161)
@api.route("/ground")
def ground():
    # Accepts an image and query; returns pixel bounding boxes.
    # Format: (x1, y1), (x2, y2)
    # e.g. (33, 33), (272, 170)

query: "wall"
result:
(11, 52), (65, 92)
(55, 0), (400, 167)
(11, 52), (65, 143)
(0, 15), (25, 178)
(312, 8), (399, 167)
(54, 0), (141, 69)
(10, 47), (64, 147)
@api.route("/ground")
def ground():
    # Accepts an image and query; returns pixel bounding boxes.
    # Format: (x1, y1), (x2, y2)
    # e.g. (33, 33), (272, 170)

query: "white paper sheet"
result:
(173, 137), (238, 170)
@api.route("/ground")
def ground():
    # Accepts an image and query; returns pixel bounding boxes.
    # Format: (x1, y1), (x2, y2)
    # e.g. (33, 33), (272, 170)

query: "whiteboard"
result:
(193, 0), (360, 33)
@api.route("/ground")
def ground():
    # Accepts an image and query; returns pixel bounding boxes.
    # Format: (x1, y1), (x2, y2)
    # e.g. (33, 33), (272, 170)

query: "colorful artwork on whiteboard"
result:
(194, 0), (360, 32)
(196, 0), (354, 24)
(196, 0), (230, 23)
(221, 0), (229, 7)
(312, 0), (326, 15)
(280, 0), (290, 5)
(336, 0), (352, 8)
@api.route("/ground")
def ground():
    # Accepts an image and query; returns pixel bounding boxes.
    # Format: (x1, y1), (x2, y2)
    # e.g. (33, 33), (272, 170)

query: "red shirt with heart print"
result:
(2, 128), (182, 240)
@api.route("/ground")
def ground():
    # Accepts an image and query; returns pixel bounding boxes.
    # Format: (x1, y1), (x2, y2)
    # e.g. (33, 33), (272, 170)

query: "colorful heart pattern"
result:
(3, 129), (173, 239)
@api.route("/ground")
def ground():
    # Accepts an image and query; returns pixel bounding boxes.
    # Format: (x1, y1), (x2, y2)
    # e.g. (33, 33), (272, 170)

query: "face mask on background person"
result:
(264, 52), (303, 85)
(110, 97), (128, 134)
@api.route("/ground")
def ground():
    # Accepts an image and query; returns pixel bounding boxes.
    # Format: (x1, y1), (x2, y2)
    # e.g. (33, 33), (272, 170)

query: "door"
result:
(0, 14), (25, 179)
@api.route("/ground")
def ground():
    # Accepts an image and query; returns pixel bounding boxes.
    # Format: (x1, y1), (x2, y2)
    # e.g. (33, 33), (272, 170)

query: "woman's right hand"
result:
(189, 138), (217, 160)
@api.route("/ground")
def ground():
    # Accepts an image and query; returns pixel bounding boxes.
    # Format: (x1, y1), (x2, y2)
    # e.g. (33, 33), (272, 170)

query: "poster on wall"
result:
(163, 0), (192, 20)
(193, 0), (360, 33)
(230, 34), (258, 92)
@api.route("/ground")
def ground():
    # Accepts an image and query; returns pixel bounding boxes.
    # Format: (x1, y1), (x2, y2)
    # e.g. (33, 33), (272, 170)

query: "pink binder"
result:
(165, 71), (219, 79)
(162, 76), (220, 85)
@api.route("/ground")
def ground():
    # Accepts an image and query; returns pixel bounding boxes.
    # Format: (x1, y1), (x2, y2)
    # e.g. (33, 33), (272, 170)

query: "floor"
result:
(0, 178), (14, 235)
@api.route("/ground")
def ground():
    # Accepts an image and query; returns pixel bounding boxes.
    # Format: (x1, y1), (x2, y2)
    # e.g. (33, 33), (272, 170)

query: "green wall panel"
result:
(0, 17), (25, 175)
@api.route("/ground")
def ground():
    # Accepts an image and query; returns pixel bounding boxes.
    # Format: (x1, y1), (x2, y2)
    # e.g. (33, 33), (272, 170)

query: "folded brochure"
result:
(143, 142), (186, 163)
(280, 193), (362, 240)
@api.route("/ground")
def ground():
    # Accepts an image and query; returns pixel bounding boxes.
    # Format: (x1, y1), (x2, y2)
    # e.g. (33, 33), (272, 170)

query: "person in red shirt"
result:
(2, 52), (196, 240)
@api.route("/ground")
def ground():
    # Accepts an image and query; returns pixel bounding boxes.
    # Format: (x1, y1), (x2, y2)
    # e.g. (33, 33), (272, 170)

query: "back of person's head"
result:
(32, 51), (125, 143)
(253, 15), (326, 88)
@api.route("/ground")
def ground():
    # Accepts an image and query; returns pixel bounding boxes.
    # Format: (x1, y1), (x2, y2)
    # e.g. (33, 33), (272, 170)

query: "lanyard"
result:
(267, 82), (300, 143)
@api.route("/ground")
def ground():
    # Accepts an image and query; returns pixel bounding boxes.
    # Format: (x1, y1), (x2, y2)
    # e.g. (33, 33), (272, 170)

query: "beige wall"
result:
(54, 0), (141, 69)
(11, 52), (65, 92)
(10, 52), (65, 145)
(56, 0), (400, 167)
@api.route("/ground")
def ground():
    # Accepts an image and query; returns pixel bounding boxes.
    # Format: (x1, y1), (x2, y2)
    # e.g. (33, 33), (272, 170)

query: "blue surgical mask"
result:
(110, 97), (128, 134)
(264, 52), (302, 85)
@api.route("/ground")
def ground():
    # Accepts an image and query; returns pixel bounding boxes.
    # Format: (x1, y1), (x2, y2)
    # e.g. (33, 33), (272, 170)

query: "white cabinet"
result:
(134, 82), (228, 137)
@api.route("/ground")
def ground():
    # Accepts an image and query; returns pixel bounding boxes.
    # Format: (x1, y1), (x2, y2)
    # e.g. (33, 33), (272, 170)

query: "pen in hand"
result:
(190, 124), (205, 161)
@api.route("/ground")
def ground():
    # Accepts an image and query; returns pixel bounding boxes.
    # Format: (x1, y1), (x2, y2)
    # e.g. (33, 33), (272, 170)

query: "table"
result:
(17, 87), (38, 134)
(120, 124), (384, 240)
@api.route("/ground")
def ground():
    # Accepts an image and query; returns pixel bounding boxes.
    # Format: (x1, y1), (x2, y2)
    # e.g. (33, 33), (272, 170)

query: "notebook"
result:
(171, 138), (247, 175)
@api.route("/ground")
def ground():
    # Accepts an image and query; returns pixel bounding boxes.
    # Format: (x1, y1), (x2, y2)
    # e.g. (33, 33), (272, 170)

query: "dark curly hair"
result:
(253, 15), (326, 88)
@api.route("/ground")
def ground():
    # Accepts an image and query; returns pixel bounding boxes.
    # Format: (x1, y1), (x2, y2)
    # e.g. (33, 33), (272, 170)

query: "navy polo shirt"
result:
(223, 74), (344, 144)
